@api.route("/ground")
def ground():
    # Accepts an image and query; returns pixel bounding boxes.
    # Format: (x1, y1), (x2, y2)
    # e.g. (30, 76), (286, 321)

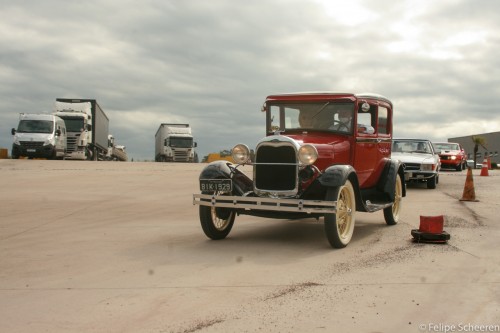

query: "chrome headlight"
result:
(421, 164), (435, 171)
(43, 136), (54, 146)
(298, 144), (318, 165)
(231, 144), (250, 164)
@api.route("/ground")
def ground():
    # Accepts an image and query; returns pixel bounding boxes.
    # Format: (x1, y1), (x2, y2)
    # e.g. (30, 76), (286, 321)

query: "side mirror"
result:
(55, 129), (61, 136)
(11, 128), (16, 135)
(87, 124), (92, 131)
(194, 142), (198, 148)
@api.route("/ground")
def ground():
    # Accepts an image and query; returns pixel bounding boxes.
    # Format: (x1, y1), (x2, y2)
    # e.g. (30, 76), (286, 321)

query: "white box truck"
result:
(155, 124), (197, 162)
(53, 98), (109, 160)
(11, 113), (67, 159)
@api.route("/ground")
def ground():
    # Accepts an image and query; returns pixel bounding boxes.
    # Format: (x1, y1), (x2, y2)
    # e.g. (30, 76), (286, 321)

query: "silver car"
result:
(392, 139), (441, 189)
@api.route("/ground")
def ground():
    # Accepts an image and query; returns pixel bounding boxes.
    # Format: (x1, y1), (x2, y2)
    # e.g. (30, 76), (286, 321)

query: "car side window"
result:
(357, 112), (372, 132)
(378, 107), (388, 134)
(357, 104), (375, 134)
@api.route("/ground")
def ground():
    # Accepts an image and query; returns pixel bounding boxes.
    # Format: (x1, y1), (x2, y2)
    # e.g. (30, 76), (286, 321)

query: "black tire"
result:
(199, 192), (235, 240)
(384, 173), (403, 225)
(324, 180), (356, 248)
(427, 175), (437, 189)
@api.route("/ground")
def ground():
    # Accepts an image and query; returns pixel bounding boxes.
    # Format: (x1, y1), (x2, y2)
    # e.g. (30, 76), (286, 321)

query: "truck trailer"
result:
(155, 124), (197, 162)
(54, 98), (109, 160)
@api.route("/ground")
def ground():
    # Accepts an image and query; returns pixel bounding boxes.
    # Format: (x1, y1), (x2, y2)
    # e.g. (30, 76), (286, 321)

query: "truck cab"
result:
(11, 113), (67, 159)
(54, 101), (92, 160)
(53, 99), (109, 161)
(193, 92), (405, 249)
(155, 124), (198, 162)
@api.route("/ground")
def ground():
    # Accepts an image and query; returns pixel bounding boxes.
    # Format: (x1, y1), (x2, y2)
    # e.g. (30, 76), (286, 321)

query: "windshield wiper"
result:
(311, 102), (330, 119)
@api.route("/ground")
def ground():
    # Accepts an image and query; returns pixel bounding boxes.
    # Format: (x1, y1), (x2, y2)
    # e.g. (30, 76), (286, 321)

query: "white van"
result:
(11, 113), (67, 159)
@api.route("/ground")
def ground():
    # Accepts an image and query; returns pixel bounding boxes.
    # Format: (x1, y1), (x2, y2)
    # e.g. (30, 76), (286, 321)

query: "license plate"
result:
(27, 149), (36, 152)
(200, 179), (232, 192)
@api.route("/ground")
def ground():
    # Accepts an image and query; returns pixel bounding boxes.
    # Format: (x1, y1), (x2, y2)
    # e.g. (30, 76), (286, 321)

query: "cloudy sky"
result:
(1, 0), (499, 161)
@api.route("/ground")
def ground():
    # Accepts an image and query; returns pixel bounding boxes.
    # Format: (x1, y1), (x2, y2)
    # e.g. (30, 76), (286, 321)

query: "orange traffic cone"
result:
(460, 167), (478, 202)
(487, 156), (492, 170)
(480, 158), (489, 176)
(411, 215), (450, 243)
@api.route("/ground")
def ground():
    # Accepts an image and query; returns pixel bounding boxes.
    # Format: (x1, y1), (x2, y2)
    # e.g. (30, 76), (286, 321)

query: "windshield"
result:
(268, 102), (355, 133)
(393, 140), (432, 154)
(434, 143), (459, 151)
(17, 120), (54, 134)
(59, 117), (84, 132)
(169, 137), (193, 148)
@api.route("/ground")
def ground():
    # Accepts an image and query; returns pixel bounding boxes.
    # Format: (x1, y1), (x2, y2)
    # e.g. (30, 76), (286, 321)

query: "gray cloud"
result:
(1, 0), (499, 161)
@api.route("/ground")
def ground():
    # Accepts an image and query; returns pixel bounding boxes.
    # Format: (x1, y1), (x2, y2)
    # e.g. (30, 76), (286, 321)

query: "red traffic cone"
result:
(460, 167), (479, 202)
(411, 215), (450, 243)
(487, 156), (492, 170)
(480, 158), (489, 176)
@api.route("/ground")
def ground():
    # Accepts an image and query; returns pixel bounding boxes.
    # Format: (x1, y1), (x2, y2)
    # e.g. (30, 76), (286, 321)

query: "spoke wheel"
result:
(324, 180), (356, 248)
(384, 173), (402, 225)
(199, 192), (235, 240)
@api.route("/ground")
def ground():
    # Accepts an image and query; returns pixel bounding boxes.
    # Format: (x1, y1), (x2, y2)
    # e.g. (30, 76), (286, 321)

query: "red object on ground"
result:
(480, 158), (489, 176)
(411, 215), (450, 243)
(419, 215), (444, 234)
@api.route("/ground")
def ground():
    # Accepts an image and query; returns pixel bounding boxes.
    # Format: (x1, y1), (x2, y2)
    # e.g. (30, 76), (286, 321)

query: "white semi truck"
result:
(106, 134), (128, 161)
(53, 98), (109, 160)
(11, 113), (67, 159)
(155, 124), (197, 162)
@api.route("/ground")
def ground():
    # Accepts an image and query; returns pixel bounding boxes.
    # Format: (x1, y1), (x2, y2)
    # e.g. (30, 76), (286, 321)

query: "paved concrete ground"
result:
(0, 159), (499, 333)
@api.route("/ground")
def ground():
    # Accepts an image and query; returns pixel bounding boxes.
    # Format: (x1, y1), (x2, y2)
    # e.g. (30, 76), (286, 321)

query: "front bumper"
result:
(65, 149), (87, 160)
(440, 159), (461, 167)
(404, 171), (437, 181)
(193, 194), (337, 214)
(12, 143), (55, 158)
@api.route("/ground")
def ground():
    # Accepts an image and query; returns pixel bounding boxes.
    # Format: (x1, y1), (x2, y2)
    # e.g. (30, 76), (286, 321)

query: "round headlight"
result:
(298, 144), (318, 165)
(231, 144), (250, 164)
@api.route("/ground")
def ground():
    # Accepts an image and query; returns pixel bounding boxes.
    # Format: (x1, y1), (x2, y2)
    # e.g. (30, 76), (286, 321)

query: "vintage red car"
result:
(193, 92), (406, 248)
(433, 142), (467, 171)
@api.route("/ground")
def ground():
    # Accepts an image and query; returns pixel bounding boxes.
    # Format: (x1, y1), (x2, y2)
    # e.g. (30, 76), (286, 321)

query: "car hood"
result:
(391, 152), (437, 164)
(439, 150), (461, 155)
(14, 132), (53, 140)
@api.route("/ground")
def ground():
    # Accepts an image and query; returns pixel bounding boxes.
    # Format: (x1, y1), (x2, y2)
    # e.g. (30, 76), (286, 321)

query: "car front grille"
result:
(19, 141), (44, 149)
(66, 136), (78, 153)
(404, 163), (421, 171)
(254, 144), (297, 193)
(173, 149), (188, 160)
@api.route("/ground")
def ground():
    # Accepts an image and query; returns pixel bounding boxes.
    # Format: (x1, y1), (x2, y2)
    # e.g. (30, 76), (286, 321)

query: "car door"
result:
(353, 101), (392, 188)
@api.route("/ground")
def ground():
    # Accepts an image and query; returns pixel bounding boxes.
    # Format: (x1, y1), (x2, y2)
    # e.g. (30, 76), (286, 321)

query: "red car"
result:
(433, 142), (467, 171)
(193, 92), (406, 248)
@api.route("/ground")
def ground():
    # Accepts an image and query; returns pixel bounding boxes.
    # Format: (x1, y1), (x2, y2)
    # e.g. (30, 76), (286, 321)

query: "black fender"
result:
(199, 161), (233, 180)
(317, 164), (362, 211)
(318, 164), (358, 188)
(377, 159), (406, 201)
(199, 161), (253, 195)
